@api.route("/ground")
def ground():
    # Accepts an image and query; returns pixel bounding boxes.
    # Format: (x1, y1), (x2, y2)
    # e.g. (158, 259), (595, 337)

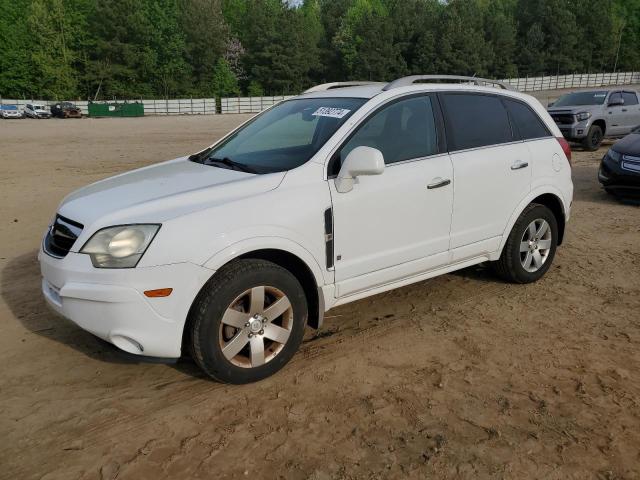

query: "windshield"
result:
(553, 91), (608, 107)
(1, 105), (17, 111)
(34, 105), (46, 110)
(191, 97), (367, 174)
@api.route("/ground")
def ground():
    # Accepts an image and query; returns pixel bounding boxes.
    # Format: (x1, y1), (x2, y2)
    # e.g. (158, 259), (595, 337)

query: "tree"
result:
(434, 0), (491, 76)
(180, 0), (228, 96)
(212, 58), (240, 97)
(0, 0), (36, 98)
(27, 0), (88, 98)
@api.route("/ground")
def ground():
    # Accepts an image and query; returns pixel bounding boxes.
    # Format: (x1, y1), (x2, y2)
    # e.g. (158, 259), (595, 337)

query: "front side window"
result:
(192, 97), (366, 174)
(339, 95), (439, 167)
(608, 92), (623, 106)
(441, 93), (513, 151)
(554, 91), (608, 107)
(504, 99), (551, 140)
(622, 92), (639, 106)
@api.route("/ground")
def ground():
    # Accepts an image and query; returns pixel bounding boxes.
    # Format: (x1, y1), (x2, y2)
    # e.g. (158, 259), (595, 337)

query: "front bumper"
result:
(39, 249), (214, 358)
(598, 153), (640, 196)
(557, 121), (590, 140)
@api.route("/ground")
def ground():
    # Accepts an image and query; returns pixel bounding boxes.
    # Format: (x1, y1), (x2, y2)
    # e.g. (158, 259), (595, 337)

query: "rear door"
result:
(621, 92), (640, 131)
(441, 93), (531, 260)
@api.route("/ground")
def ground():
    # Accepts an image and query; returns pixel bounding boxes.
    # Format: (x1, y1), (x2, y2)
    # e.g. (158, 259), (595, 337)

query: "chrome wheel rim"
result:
(520, 219), (552, 273)
(218, 286), (293, 368)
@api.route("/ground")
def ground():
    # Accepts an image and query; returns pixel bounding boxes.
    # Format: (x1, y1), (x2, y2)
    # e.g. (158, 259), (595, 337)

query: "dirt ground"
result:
(1, 114), (639, 480)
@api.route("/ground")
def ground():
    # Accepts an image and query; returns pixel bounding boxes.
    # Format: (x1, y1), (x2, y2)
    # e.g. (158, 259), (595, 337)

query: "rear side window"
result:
(503, 99), (551, 140)
(622, 92), (639, 106)
(441, 93), (512, 151)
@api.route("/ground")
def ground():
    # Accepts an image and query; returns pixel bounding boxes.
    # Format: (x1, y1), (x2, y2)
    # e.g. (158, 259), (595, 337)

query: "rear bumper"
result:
(39, 249), (214, 358)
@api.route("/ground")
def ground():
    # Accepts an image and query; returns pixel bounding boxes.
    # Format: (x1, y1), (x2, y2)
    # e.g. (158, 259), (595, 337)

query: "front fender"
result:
(202, 235), (328, 287)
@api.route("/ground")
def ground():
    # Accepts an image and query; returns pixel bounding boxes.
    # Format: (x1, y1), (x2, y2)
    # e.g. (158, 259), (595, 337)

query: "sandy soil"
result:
(1, 115), (639, 480)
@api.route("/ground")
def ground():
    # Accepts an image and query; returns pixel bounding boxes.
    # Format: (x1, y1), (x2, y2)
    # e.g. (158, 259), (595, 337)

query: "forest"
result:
(0, 0), (639, 100)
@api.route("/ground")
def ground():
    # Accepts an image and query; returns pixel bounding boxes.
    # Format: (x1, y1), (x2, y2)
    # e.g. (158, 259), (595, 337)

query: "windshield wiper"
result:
(188, 147), (214, 163)
(206, 156), (257, 174)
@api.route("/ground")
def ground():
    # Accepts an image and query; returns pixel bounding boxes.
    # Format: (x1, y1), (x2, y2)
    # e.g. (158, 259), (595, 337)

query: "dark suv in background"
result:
(548, 89), (640, 151)
(599, 126), (640, 199)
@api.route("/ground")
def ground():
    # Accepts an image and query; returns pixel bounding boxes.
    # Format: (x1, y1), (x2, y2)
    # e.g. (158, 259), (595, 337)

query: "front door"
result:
(329, 94), (453, 298)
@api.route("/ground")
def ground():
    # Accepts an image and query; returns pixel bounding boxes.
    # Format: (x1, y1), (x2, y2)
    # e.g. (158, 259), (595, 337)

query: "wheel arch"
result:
(184, 240), (326, 354)
(496, 189), (568, 259)
(592, 118), (606, 135)
(236, 249), (322, 330)
(530, 193), (566, 245)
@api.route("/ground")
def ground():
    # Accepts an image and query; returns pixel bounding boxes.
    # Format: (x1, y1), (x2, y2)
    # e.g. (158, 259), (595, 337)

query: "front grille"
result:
(551, 113), (575, 125)
(43, 215), (84, 258)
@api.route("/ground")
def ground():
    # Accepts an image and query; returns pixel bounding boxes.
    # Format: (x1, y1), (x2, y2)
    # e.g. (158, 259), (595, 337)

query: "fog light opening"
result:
(111, 335), (144, 354)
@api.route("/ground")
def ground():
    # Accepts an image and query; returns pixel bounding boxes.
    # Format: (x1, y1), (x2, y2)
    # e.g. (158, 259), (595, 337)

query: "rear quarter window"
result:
(503, 99), (551, 140)
(441, 93), (513, 151)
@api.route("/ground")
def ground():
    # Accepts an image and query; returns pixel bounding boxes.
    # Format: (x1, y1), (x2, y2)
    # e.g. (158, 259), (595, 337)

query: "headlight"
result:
(80, 224), (160, 268)
(607, 149), (622, 163)
(576, 112), (591, 122)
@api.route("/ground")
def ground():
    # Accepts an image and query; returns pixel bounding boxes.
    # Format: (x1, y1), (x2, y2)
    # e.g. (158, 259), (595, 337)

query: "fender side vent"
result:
(324, 207), (334, 270)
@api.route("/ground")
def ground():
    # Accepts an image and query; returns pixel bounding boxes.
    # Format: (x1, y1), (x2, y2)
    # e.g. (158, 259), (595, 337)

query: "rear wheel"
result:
(582, 125), (603, 151)
(189, 259), (307, 384)
(492, 204), (558, 284)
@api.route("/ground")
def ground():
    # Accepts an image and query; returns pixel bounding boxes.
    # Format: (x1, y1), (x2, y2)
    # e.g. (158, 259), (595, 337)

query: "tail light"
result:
(556, 137), (572, 166)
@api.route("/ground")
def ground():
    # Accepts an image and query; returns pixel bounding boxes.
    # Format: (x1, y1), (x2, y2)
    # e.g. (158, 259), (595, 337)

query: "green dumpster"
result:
(88, 102), (144, 117)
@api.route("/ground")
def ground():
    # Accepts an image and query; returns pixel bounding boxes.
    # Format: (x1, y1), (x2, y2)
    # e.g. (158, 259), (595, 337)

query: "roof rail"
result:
(383, 75), (514, 91)
(304, 81), (386, 93)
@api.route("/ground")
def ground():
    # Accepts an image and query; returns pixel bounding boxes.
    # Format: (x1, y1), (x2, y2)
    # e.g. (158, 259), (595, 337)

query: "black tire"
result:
(582, 125), (603, 151)
(491, 204), (558, 284)
(189, 259), (307, 384)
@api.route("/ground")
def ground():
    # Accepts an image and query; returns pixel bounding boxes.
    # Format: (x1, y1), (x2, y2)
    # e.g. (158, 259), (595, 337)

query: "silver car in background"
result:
(547, 89), (640, 150)
(0, 105), (23, 119)
(24, 103), (51, 119)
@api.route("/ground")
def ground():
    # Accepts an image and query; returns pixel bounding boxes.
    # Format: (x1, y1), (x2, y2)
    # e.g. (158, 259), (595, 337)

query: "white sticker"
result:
(594, 93), (607, 97)
(312, 107), (351, 119)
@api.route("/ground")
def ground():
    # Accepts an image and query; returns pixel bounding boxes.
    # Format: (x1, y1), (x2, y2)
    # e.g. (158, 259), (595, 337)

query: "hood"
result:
(58, 157), (285, 229)
(547, 104), (603, 114)
(611, 131), (640, 156)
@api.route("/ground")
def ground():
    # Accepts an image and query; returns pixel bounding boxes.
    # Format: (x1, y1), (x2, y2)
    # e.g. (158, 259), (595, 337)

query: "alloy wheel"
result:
(519, 219), (552, 272)
(218, 286), (293, 368)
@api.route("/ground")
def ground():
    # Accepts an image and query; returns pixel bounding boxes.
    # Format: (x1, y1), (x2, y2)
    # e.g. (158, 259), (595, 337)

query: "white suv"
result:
(39, 76), (573, 383)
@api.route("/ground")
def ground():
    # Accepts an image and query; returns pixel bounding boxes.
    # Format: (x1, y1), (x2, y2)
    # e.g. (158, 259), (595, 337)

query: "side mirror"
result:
(547, 102), (554, 107)
(608, 98), (624, 107)
(335, 146), (385, 193)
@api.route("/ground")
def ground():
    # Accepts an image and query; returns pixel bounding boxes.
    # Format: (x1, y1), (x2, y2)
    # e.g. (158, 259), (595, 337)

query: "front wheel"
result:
(491, 204), (558, 284)
(189, 259), (308, 384)
(582, 125), (603, 151)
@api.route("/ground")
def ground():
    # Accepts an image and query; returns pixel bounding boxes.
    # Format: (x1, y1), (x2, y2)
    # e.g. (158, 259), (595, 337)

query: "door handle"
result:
(511, 160), (529, 170)
(622, 108), (628, 112)
(427, 178), (451, 189)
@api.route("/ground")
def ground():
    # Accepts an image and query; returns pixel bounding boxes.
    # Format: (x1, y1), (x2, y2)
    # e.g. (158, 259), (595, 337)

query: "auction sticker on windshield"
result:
(313, 107), (351, 119)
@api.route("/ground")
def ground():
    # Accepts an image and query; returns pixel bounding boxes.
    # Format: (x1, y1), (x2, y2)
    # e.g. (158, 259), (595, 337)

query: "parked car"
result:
(0, 104), (23, 119)
(24, 103), (51, 119)
(547, 89), (640, 151)
(39, 75), (573, 383)
(598, 125), (640, 198)
(51, 101), (82, 118)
